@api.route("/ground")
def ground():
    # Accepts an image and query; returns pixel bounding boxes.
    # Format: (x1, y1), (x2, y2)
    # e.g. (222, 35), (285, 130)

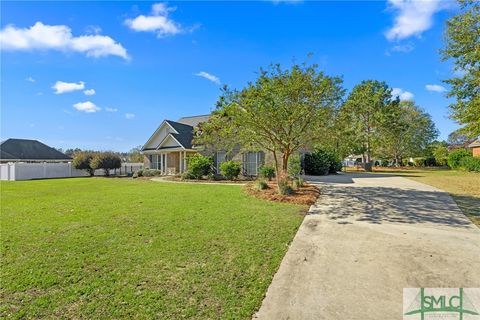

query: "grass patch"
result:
(368, 168), (480, 226)
(0, 178), (304, 319)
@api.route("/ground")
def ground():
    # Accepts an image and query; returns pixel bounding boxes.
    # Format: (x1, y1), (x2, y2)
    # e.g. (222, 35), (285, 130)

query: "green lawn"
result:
(370, 168), (480, 226)
(0, 178), (304, 319)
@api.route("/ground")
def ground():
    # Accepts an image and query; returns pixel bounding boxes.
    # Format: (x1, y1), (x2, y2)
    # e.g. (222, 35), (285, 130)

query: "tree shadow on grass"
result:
(451, 194), (480, 227)
(309, 185), (475, 228)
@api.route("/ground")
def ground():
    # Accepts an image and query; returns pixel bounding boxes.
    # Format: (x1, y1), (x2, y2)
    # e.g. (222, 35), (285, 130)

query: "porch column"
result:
(179, 151), (183, 173)
(165, 153), (168, 175)
(183, 151), (187, 172)
(160, 153), (163, 174)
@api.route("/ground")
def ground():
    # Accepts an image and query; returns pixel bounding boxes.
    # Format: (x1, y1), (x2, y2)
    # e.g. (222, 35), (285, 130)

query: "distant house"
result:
(141, 115), (265, 176)
(468, 139), (480, 158)
(0, 138), (71, 163)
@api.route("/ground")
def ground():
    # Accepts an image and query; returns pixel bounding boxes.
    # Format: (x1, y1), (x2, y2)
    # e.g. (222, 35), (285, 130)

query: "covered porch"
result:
(144, 148), (196, 175)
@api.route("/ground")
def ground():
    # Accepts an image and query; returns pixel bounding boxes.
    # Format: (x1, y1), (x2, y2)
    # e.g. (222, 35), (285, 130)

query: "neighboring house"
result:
(0, 138), (71, 163)
(468, 139), (480, 157)
(141, 115), (265, 176)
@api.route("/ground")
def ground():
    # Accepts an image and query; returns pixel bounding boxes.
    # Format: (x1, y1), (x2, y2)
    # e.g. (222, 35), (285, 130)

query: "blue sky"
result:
(1, 1), (459, 152)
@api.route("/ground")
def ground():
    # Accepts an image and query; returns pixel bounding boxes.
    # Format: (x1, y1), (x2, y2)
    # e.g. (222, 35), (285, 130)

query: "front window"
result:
(216, 151), (227, 174)
(244, 151), (263, 176)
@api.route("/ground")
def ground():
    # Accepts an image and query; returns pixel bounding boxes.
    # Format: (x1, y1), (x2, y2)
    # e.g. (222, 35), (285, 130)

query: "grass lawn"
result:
(0, 178), (304, 319)
(366, 168), (480, 226)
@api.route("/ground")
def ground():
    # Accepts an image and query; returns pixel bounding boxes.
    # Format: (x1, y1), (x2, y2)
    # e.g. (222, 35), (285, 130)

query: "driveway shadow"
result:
(304, 173), (399, 184)
(308, 185), (474, 228)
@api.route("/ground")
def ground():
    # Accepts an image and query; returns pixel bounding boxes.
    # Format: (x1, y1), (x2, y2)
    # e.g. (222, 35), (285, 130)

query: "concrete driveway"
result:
(254, 173), (480, 320)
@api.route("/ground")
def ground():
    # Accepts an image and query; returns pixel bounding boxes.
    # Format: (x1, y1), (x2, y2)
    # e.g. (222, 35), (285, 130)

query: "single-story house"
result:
(0, 138), (71, 163)
(468, 139), (480, 157)
(141, 115), (266, 176)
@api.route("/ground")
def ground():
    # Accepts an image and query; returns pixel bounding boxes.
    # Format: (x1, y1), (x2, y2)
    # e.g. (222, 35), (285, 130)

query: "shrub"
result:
(278, 179), (294, 195)
(292, 177), (304, 190)
(72, 152), (95, 176)
(304, 148), (341, 175)
(424, 156), (436, 167)
(259, 165), (276, 181)
(433, 145), (449, 166)
(220, 161), (241, 180)
(133, 169), (144, 177)
(142, 169), (162, 177)
(448, 149), (471, 169)
(90, 152), (121, 176)
(413, 157), (426, 167)
(186, 154), (213, 179)
(287, 153), (302, 176)
(460, 156), (480, 172)
(255, 180), (268, 190)
(181, 171), (195, 180)
(380, 159), (390, 167)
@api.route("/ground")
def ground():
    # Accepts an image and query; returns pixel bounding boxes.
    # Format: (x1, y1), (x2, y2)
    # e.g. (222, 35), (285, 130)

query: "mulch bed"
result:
(244, 181), (320, 205)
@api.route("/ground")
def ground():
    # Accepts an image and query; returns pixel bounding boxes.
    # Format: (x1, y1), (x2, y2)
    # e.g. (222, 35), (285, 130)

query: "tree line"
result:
(195, 63), (438, 177)
(196, 0), (479, 180)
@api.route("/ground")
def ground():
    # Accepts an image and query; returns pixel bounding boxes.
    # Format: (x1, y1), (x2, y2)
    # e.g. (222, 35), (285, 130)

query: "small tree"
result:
(90, 152), (122, 176)
(72, 152), (95, 176)
(195, 61), (344, 192)
(432, 144), (449, 166)
(127, 145), (144, 163)
(220, 161), (241, 180)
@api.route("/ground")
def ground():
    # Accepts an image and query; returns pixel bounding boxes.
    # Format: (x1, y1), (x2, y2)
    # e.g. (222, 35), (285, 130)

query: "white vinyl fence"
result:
(0, 162), (143, 181)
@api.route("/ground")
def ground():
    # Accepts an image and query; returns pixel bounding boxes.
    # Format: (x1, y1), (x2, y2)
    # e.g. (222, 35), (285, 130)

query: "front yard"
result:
(0, 178), (304, 319)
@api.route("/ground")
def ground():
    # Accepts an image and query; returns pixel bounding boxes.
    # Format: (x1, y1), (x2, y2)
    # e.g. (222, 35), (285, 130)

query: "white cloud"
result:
(84, 89), (96, 96)
(73, 101), (100, 113)
(125, 113), (135, 119)
(425, 84), (447, 93)
(0, 22), (128, 59)
(385, 0), (450, 41)
(52, 81), (85, 94)
(105, 107), (118, 112)
(392, 87), (414, 101)
(195, 71), (220, 85)
(125, 3), (192, 37)
(26, 76), (35, 82)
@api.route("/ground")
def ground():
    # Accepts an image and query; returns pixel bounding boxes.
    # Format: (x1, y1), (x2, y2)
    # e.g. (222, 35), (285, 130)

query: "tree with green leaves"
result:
(338, 80), (396, 170)
(90, 152), (122, 176)
(447, 128), (471, 146)
(72, 152), (95, 176)
(127, 145), (144, 163)
(376, 100), (438, 165)
(441, 0), (480, 138)
(195, 62), (344, 186)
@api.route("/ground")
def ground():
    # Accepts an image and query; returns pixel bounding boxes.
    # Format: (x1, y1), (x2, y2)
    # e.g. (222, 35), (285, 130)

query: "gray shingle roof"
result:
(177, 114), (210, 128)
(164, 120), (195, 149)
(0, 139), (71, 161)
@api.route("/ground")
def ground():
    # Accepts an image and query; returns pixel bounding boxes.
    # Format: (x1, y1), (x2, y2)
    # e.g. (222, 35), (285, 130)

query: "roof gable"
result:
(142, 120), (179, 150)
(143, 120), (194, 151)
